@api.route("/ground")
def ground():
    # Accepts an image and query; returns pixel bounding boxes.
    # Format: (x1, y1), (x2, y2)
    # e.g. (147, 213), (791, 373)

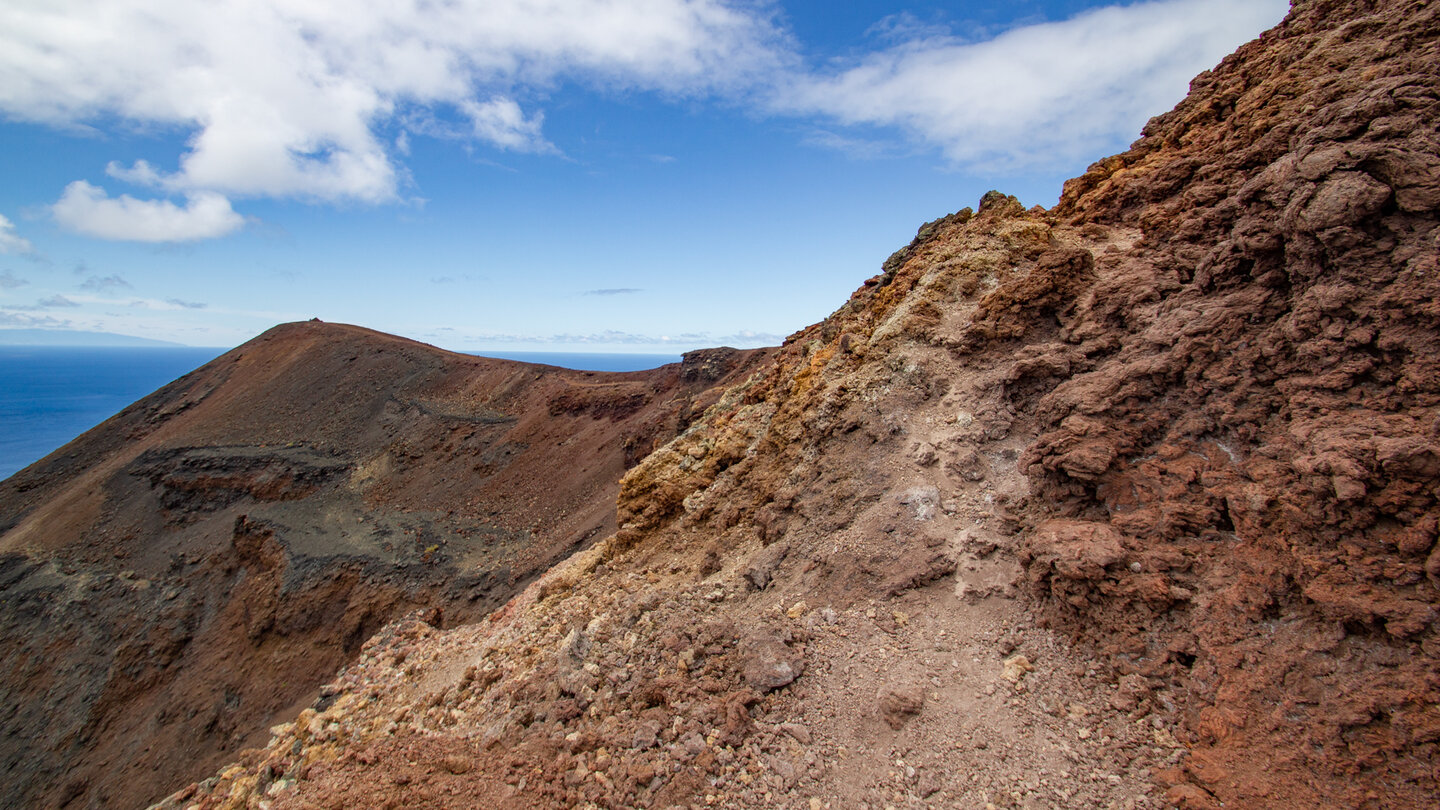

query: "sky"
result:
(0, 0), (1289, 352)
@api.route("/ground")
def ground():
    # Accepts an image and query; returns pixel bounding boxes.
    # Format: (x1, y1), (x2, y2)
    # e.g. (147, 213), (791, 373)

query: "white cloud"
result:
(0, 0), (1291, 242)
(52, 181), (245, 242)
(78, 274), (133, 293)
(0, 270), (27, 290)
(462, 98), (555, 154)
(0, 214), (35, 255)
(777, 0), (1289, 171)
(0, 311), (70, 328)
(0, 0), (788, 209)
(799, 129), (903, 161)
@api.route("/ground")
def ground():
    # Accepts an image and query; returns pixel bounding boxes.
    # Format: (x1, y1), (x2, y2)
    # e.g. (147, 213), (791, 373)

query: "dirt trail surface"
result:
(0, 322), (767, 810)
(15, 0), (1440, 807)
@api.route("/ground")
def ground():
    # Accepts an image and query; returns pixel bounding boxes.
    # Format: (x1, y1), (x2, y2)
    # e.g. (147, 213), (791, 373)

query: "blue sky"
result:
(0, 0), (1288, 352)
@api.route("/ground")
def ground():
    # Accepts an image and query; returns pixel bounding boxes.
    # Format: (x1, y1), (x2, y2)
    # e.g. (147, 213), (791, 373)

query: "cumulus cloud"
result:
(52, 182), (245, 242)
(38, 294), (80, 308)
(462, 98), (555, 154)
(777, 0), (1288, 170)
(0, 214), (35, 255)
(0, 0), (788, 213)
(799, 129), (903, 161)
(714, 330), (785, 347)
(0, 311), (69, 328)
(0, 270), (27, 290)
(78, 273), (133, 293)
(547, 330), (703, 345)
(543, 329), (782, 347)
(1, 0), (1289, 241)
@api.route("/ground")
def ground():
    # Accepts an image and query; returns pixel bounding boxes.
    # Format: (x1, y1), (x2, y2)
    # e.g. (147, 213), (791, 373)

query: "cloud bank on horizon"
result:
(0, 0), (1285, 244)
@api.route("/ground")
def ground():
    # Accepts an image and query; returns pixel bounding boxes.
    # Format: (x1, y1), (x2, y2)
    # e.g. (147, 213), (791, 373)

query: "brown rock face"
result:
(0, 322), (767, 810)
(1023, 0), (1440, 804)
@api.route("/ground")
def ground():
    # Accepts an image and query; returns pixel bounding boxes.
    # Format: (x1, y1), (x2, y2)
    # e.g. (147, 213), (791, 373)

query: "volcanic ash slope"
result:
(0, 322), (767, 810)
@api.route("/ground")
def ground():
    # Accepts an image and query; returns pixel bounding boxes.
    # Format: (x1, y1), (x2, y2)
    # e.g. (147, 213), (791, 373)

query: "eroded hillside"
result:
(0, 323), (767, 809)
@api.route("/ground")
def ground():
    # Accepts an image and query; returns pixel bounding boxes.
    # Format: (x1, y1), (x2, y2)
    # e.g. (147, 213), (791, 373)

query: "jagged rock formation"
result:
(0, 322), (766, 810)
(14, 0), (1440, 807)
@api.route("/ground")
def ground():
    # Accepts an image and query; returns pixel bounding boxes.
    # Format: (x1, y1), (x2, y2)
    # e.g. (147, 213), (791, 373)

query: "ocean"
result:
(0, 348), (683, 481)
(0, 347), (226, 481)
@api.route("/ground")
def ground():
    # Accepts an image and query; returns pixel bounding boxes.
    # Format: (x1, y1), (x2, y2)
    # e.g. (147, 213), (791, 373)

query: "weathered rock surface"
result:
(1028, 1), (1440, 804)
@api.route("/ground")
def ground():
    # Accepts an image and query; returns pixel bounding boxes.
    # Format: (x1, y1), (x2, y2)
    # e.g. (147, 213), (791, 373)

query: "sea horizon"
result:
(466, 350), (683, 371)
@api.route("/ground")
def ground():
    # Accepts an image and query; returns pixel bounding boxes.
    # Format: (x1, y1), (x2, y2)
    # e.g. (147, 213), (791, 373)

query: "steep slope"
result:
(155, 199), (1178, 810)
(151, 0), (1440, 807)
(0, 321), (767, 810)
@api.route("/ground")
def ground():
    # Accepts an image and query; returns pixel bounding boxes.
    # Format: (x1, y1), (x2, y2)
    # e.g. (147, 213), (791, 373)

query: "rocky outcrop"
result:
(1016, 1), (1440, 805)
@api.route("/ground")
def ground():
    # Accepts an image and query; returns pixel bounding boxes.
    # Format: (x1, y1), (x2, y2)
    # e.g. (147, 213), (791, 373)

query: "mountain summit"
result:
(0, 322), (766, 808)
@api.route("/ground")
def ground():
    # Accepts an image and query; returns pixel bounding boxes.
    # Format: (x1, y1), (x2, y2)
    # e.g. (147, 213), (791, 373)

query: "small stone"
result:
(440, 754), (471, 774)
(911, 442), (939, 467)
(631, 721), (661, 750)
(879, 687), (925, 729)
(682, 732), (706, 756)
(1001, 655), (1034, 683)
(787, 601), (810, 619)
(779, 723), (812, 744)
(741, 632), (804, 692)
